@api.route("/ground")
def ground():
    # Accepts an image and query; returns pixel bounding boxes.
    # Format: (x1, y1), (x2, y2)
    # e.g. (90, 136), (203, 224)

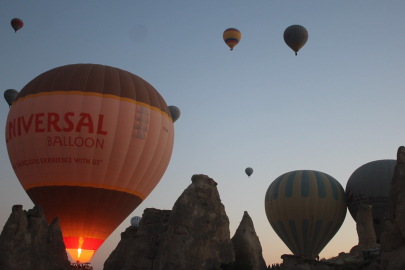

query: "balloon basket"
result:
(70, 261), (93, 270)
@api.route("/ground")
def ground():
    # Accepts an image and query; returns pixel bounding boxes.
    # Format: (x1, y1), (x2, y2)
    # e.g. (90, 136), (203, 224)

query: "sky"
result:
(1, 1), (405, 269)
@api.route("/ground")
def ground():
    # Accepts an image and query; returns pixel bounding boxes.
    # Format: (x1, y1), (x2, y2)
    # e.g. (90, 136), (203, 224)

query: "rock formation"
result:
(350, 202), (378, 257)
(0, 205), (71, 270)
(104, 208), (171, 270)
(232, 211), (267, 270)
(280, 253), (381, 270)
(154, 174), (235, 270)
(380, 146), (405, 269)
(105, 174), (235, 270)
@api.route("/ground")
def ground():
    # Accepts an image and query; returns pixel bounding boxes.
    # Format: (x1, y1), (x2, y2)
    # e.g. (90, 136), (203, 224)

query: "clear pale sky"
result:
(1, 1), (405, 269)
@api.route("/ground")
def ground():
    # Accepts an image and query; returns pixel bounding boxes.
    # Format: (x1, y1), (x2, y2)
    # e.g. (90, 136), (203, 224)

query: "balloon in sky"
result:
(346, 159), (396, 243)
(283, 25), (308, 55)
(265, 170), (347, 257)
(4, 89), (19, 107)
(130, 216), (142, 227)
(245, 167), (253, 177)
(5, 64), (175, 263)
(168, 105), (181, 123)
(11, 18), (23, 33)
(223, 28), (241, 51)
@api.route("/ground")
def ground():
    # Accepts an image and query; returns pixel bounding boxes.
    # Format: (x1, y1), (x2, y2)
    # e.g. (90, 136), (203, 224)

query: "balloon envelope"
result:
(346, 159), (396, 242)
(5, 64), (174, 262)
(223, 28), (241, 50)
(11, 18), (23, 32)
(245, 167), (253, 177)
(130, 216), (142, 227)
(4, 89), (19, 107)
(168, 105), (181, 123)
(283, 25), (308, 55)
(265, 170), (346, 257)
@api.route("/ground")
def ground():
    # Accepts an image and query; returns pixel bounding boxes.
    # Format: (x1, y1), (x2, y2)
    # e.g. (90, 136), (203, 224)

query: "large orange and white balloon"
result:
(5, 64), (175, 262)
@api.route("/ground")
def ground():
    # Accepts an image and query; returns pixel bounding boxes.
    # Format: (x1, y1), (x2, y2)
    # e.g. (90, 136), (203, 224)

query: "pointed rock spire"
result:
(0, 205), (70, 270)
(232, 211), (267, 270)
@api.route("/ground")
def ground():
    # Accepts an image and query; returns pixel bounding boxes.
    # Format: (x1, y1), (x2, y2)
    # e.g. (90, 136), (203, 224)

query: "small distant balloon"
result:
(168, 105), (181, 123)
(4, 89), (19, 107)
(283, 25), (308, 55)
(245, 167), (253, 177)
(11, 18), (23, 33)
(130, 216), (142, 227)
(223, 28), (241, 51)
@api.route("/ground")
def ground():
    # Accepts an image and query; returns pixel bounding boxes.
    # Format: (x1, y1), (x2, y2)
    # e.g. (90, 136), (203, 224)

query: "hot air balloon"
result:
(283, 25), (308, 55)
(346, 159), (396, 243)
(11, 18), (23, 33)
(265, 170), (346, 257)
(168, 105), (181, 123)
(4, 89), (19, 107)
(5, 64), (175, 263)
(245, 167), (253, 177)
(223, 28), (241, 51)
(130, 216), (142, 227)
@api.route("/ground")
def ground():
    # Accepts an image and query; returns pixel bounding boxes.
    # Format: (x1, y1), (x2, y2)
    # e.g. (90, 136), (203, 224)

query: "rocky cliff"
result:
(104, 208), (171, 270)
(104, 174), (235, 270)
(380, 146), (405, 269)
(151, 174), (235, 270)
(280, 254), (380, 270)
(0, 205), (71, 270)
(350, 202), (378, 257)
(232, 211), (267, 270)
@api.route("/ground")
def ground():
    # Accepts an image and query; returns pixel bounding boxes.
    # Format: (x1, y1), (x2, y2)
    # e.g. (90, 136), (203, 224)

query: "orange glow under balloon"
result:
(67, 248), (94, 263)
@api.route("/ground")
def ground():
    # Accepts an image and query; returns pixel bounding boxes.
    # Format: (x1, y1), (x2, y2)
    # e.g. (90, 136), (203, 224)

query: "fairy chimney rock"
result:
(354, 202), (378, 256)
(0, 205), (71, 270)
(232, 211), (267, 270)
(104, 208), (171, 270)
(381, 146), (405, 269)
(153, 174), (235, 270)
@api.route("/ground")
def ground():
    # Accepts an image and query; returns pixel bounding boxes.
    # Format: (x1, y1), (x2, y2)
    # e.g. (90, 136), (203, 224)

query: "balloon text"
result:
(47, 136), (105, 149)
(12, 157), (103, 171)
(6, 112), (108, 143)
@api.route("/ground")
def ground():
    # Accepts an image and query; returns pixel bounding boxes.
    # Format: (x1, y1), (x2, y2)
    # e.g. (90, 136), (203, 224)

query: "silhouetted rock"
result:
(280, 254), (330, 270)
(279, 253), (381, 270)
(232, 211), (267, 270)
(106, 174), (235, 270)
(103, 208), (171, 270)
(381, 146), (405, 269)
(154, 174), (235, 270)
(0, 205), (71, 270)
(350, 203), (378, 257)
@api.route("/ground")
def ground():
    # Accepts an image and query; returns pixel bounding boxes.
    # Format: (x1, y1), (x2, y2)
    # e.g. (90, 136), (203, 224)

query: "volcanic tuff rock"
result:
(380, 146), (405, 269)
(0, 205), (71, 270)
(103, 208), (171, 270)
(105, 174), (235, 270)
(350, 203), (378, 257)
(154, 174), (235, 270)
(232, 211), (267, 270)
(280, 254), (381, 270)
